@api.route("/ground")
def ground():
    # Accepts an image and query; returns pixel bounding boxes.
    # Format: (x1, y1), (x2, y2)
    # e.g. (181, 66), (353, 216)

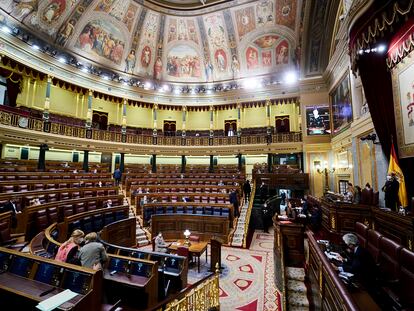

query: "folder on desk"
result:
(36, 289), (78, 311)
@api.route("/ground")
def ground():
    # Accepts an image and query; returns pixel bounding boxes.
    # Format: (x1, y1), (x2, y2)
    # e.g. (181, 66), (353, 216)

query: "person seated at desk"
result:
(155, 233), (170, 253)
(286, 200), (297, 219)
(334, 233), (377, 291)
(56, 229), (85, 265)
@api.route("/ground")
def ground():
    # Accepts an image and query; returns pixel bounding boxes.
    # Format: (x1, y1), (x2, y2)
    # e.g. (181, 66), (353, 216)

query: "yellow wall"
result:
(1, 144), (101, 162)
(187, 111), (210, 130)
(126, 106), (152, 128)
(157, 109), (183, 130)
(243, 107), (266, 128)
(15, 77), (302, 132)
(215, 108), (237, 130)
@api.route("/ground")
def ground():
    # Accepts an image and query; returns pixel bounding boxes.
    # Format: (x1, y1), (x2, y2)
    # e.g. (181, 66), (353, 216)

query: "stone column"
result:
(82, 150), (89, 172)
(209, 155), (214, 173)
(86, 90), (93, 139)
(266, 99), (272, 144)
(152, 154), (157, 173)
(152, 104), (158, 145)
(181, 155), (186, 173)
(122, 98), (127, 143)
(43, 75), (52, 132)
(237, 103), (242, 144)
(37, 144), (48, 171)
(238, 153), (243, 171)
(120, 152), (125, 173)
(267, 153), (273, 173)
(182, 106), (187, 146)
(209, 105), (214, 146)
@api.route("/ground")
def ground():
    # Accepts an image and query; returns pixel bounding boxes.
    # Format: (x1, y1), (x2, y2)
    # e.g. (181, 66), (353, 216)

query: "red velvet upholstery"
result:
(355, 222), (368, 248)
(399, 248), (414, 307)
(367, 229), (383, 263)
(177, 246), (189, 257)
(378, 237), (402, 283)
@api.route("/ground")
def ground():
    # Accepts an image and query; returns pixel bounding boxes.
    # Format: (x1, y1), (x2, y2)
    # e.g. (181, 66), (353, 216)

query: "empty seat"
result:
(2, 185), (15, 193)
(68, 220), (81, 233)
(397, 248), (414, 308)
(17, 185), (28, 192)
(378, 237), (402, 283)
(166, 206), (174, 214)
(82, 216), (93, 233)
(47, 193), (58, 202)
(59, 183), (68, 188)
(92, 215), (103, 231)
(115, 211), (125, 221)
(156, 206), (164, 214)
(35, 210), (49, 232)
(47, 184), (56, 189)
(75, 203), (85, 214)
(47, 207), (58, 223)
(367, 229), (383, 263)
(60, 192), (70, 200)
(83, 191), (93, 197)
(213, 207), (221, 215)
(71, 192), (80, 199)
(87, 201), (97, 210)
(62, 205), (74, 217)
(195, 206), (203, 214)
(355, 222), (369, 247)
(104, 212), (115, 225)
(176, 206), (184, 214)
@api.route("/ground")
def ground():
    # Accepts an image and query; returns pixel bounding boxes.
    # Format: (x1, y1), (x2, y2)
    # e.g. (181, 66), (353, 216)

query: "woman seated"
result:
(55, 229), (85, 265)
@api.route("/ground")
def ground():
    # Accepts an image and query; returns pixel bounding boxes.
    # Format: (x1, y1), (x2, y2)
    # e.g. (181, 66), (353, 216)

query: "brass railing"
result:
(148, 264), (220, 311)
(0, 109), (302, 146)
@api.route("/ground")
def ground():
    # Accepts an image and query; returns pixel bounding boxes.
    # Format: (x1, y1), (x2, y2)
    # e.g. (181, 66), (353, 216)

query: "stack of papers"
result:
(36, 289), (78, 311)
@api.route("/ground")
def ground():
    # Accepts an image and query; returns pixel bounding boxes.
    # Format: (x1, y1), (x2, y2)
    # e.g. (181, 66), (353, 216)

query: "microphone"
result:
(39, 287), (56, 297)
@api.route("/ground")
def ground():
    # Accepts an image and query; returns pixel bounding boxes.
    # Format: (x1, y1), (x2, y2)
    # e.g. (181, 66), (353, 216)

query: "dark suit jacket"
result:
(342, 246), (376, 287)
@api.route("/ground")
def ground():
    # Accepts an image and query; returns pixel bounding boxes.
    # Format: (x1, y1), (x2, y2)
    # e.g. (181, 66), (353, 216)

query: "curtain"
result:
(357, 53), (414, 204)
(0, 68), (22, 107)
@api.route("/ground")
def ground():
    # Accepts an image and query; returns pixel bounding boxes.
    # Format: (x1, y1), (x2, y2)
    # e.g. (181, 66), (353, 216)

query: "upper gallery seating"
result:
(0, 159), (109, 173)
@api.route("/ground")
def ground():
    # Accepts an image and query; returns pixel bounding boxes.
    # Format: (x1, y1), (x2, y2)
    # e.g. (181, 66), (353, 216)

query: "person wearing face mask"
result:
(382, 173), (399, 211)
(55, 229), (85, 265)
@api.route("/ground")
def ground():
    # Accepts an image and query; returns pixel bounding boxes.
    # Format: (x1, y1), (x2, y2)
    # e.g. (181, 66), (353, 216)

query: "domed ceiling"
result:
(0, 0), (303, 84)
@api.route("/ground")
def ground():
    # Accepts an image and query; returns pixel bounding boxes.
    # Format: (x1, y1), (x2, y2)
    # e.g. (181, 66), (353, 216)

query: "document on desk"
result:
(36, 289), (78, 311)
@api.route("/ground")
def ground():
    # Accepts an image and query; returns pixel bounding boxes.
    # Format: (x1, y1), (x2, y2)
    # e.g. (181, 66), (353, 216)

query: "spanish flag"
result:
(388, 143), (408, 207)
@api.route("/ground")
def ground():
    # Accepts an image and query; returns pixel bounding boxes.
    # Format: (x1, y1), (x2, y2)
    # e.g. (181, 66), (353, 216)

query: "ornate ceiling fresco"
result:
(0, 0), (303, 85)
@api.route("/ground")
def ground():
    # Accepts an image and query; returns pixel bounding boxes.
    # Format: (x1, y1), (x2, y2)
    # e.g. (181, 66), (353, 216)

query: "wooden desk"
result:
(169, 240), (208, 273)
(0, 272), (85, 310)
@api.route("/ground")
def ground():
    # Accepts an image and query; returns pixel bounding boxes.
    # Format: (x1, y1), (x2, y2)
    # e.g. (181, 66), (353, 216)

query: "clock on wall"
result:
(18, 116), (28, 128)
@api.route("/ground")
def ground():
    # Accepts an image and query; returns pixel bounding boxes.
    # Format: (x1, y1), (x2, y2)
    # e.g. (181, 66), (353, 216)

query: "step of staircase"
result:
(286, 267), (309, 310)
(286, 267), (305, 282)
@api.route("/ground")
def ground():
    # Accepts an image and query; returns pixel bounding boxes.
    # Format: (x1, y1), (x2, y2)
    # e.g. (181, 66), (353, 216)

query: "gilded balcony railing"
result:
(164, 266), (220, 311)
(0, 109), (302, 146)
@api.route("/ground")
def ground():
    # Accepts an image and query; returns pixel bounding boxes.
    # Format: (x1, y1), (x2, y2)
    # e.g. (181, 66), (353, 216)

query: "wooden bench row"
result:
(0, 186), (118, 211)
(0, 172), (111, 181)
(126, 177), (243, 193)
(141, 202), (234, 227)
(16, 194), (124, 240)
(135, 192), (231, 209)
(0, 178), (114, 193)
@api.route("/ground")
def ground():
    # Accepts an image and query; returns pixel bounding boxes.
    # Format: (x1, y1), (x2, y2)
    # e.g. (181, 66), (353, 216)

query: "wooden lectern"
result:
(210, 236), (224, 272)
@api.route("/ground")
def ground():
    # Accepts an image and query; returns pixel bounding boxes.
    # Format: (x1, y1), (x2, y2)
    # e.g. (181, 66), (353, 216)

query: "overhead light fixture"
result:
(58, 57), (66, 64)
(174, 88), (181, 95)
(31, 45), (40, 50)
(1, 25), (11, 34)
(243, 78), (260, 89)
(144, 82), (152, 90)
(377, 44), (387, 53)
(102, 75), (109, 80)
(284, 71), (297, 84)
(162, 84), (169, 92)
